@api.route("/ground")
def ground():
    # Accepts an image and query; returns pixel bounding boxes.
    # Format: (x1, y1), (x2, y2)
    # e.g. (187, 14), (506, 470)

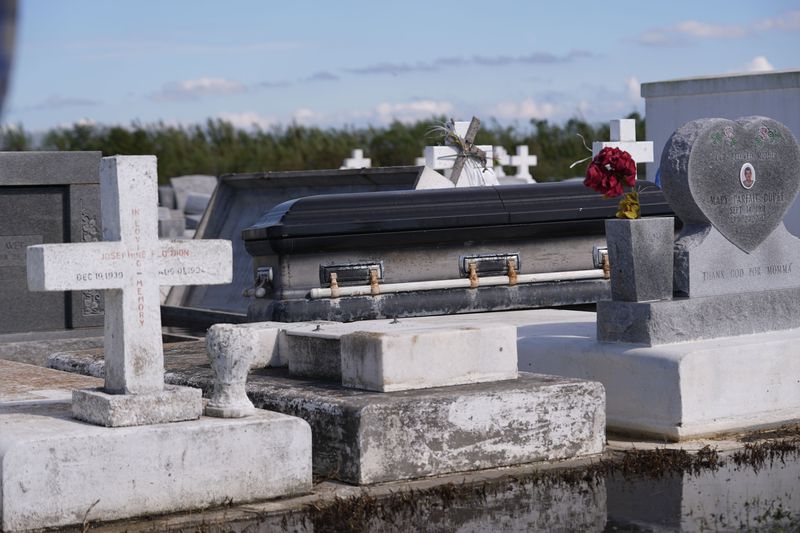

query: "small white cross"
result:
(423, 121), (498, 187)
(509, 145), (537, 183)
(27, 156), (232, 395)
(493, 146), (510, 178)
(592, 119), (653, 178)
(340, 149), (371, 169)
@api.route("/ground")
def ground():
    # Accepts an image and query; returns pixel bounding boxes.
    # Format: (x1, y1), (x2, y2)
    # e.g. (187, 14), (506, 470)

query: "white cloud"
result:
(755, 10), (800, 31)
(152, 77), (246, 101)
(490, 98), (557, 120)
(374, 99), (454, 123)
(292, 107), (327, 125)
(638, 10), (800, 46)
(626, 77), (641, 102)
(743, 56), (774, 72)
(674, 20), (746, 39)
(216, 111), (275, 130)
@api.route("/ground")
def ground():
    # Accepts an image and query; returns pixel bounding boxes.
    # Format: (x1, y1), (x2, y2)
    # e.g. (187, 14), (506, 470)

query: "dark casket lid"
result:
(243, 181), (673, 254)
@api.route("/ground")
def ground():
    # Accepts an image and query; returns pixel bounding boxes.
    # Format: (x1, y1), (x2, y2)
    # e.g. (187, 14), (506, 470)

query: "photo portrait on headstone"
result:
(740, 162), (755, 189)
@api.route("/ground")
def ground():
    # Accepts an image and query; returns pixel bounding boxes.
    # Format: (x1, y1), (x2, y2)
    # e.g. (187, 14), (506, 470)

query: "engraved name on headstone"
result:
(660, 116), (800, 297)
(28, 156), (232, 407)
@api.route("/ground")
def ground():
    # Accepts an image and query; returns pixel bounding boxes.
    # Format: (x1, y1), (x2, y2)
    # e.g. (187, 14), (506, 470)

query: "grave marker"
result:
(509, 145), (537, 182)
(423, 118), (498, 187)
(592, 119), (653, 179)
(341, 149), (371, 169)
(27, 156), (232, 425)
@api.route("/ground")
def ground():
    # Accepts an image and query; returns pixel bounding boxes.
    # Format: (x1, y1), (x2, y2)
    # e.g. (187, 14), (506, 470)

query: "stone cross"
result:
(340, 149), (371, 169)
(510, 145), (537, 182)
(592, 119), (653, 179)
(28, 156), (232, 397)
(493, 146), (510, 177)
(423, 118), (498, 187)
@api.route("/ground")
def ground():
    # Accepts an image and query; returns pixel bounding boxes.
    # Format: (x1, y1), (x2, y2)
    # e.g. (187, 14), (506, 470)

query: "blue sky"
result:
(4, 0), (799, 131)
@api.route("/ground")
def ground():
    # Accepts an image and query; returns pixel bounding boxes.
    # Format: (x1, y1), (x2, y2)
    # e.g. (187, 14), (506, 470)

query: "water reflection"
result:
(606, 451), (800, 531)
(303, 449), (800, 532)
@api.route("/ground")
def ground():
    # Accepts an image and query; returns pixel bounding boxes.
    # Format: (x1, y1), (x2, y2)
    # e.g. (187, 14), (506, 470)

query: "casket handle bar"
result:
(459, 253), (520, 279)
(320, 262), (384, 288)
(592, 245), (610, 280)
(243, 266), (273, 298)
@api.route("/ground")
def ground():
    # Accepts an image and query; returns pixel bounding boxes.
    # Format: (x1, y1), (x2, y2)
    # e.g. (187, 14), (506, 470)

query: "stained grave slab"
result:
(158, 362), (605, 485)
(47, 311), (607, 486)
(0, 378), (312, 531)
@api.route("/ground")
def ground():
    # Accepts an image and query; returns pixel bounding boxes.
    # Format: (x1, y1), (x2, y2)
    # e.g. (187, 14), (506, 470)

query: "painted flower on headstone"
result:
(583, 147), (639, 219)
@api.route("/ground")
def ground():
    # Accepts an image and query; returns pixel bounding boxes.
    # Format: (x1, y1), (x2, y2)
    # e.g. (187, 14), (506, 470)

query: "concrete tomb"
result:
(243, 180), (674, 322)
(1, 156), (312, 531)
(0, 151), (103, 335)
(155, 318), (605, 485)
(0, 151), (108, 365)
(169, 174), (217, 212)
(519, 116), (800, 440)
(164, 166), (422, 316)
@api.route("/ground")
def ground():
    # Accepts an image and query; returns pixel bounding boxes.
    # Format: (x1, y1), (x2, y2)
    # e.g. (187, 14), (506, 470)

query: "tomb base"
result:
(518, 311), (800, 440)
(167, 369), (606, 485)
(72, 384), (203, 427)
(1, 403), (312, 532)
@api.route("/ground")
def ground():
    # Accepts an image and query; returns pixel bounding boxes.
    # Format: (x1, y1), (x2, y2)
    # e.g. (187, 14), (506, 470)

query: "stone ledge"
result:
(72, 384), (203, 427)
(164, 368), (606, 485)
(0, 405), (312, 532)
(519, 313), (800, 440)
(597, 286), (800, 345)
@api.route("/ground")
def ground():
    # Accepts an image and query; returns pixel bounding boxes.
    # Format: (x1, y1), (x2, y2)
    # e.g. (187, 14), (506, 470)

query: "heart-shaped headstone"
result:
(660, 116), (800, 252)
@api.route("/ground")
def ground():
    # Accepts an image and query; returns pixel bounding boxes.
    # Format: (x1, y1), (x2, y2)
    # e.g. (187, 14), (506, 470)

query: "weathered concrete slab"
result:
(0, 404), (312, 531)
(166, 363), (605, 485)
(0, 360), (312, 532)
(339, 324), (518, 392)
(518, 309), (800, 440)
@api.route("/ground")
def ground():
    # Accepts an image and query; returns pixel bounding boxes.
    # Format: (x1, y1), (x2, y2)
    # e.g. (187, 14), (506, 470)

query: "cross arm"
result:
(156, 239), (232, 286)
(27, 242), (127, 291)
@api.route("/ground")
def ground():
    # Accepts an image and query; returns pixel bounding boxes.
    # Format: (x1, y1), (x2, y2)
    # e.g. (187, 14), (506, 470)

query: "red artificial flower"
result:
(583, 147), (637, 198)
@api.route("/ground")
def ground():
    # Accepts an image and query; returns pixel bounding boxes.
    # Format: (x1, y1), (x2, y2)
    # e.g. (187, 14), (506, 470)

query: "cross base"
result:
(72, 385), (203, 427)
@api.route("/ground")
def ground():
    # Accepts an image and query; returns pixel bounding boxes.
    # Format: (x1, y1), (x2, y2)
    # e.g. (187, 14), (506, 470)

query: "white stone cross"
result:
(493, 146), (510, 177)
(27, 156), (232, 396)
(423, 120), (498, 187)
(592, 119), (653, 179)
(340, 149), (371, 169)
(509, 145), (537, 182)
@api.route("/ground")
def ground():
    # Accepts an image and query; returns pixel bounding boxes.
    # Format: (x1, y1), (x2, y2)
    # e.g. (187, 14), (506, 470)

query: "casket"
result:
(242, 181), (675, 322)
